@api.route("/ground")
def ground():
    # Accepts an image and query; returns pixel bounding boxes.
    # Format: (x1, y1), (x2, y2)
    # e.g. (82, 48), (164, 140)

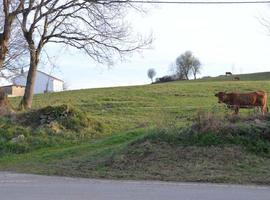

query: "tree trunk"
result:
(20, 51), (39, 109)
(0, 33), (8, 68)
(185, 73), (189, 80)
(0, 15), (14, 68)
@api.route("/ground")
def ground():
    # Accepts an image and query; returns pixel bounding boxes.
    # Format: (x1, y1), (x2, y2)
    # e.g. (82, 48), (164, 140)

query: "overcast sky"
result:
(42, 1), (270, 89)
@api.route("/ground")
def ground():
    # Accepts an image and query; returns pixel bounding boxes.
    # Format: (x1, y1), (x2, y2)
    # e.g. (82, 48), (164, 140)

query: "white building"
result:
(11, 70), (64, 94)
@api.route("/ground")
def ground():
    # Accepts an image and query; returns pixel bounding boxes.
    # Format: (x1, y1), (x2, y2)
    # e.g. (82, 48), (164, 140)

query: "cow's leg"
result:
(257, 106), (261, 115)
(262, 105), (268, 116)
(261, 106), (265, 116)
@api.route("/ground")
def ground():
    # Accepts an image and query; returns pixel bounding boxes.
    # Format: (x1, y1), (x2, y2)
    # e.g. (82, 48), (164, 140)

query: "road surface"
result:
(0, 172), (269, 200)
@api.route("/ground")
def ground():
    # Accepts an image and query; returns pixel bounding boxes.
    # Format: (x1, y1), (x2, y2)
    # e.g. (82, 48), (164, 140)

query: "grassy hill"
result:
(8, 79), (270, 134)
(199, 71), (270, 82)
(1, 78), (270, 184)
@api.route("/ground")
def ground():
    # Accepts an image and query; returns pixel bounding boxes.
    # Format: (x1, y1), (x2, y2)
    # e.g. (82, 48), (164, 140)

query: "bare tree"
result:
(191, 59), (201, 80)
(175, 51), (193, 80)
(170, 62), (185, 80)
(0, 24), (28, 79)
(0, 0), (25, 69)
(17, 0), (151, 109)
(174, 51), (201, 80)
(0, 1), (29, 84)
(147, 68), (156, 83)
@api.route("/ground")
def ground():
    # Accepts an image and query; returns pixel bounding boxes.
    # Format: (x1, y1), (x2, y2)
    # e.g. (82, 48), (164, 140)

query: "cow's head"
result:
(214, 92), (227, 103)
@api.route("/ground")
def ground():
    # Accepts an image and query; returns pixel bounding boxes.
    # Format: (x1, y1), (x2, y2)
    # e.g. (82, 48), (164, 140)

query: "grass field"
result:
(199, 71), (270, 82)
(1, 72), (270, 184)
(9, 80), (270, 133)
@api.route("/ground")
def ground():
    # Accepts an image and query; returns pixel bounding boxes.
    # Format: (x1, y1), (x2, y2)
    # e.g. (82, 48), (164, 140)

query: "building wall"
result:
(0, 86), (25, 97)
(12, 71), (63, 94)
(12, 86), (25, 96)
(11, 86), (25, 97)
(53, 79), (63, 92)
(34, 72), (54, 93)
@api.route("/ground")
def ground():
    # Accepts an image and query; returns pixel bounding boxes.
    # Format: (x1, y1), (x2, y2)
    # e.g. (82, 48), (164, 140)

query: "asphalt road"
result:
(0, 172), (269, 200)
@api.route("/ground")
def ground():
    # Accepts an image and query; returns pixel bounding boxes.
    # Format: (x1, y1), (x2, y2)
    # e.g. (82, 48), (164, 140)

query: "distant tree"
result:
(170, 62), (185, 80)
(174, 51), (201, 80)
(175, 51), (192, 80)
(191, 59), (201, 80)
(147, 68), (156, 83)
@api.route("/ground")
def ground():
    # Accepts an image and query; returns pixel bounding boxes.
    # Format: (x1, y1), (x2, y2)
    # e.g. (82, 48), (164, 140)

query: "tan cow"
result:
(215, 90), (268, 115)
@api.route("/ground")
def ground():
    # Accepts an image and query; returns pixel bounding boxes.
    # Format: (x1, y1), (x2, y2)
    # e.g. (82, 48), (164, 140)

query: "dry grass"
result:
(103, 142), (270, 184)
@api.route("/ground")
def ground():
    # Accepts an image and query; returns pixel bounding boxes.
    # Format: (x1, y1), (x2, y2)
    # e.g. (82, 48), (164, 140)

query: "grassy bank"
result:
(1, 112), (270, 185)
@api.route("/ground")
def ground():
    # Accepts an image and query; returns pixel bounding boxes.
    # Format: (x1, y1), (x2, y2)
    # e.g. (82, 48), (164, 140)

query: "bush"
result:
(17, 104), (103, 135)
(0, 105), (104, 155)
(186, 111), (270, 154)
(155, 75), (175, 83)
(138, 111), (270, 156)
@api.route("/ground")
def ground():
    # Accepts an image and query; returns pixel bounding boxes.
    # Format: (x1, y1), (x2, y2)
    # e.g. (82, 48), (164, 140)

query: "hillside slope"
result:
(1, 80), (270, 184)
(9, 80), (270, 134)
(199, 71), (270, 82)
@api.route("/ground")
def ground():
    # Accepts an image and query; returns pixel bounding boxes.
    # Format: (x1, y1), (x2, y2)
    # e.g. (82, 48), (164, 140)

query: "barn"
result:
(11, 70), (64, 94)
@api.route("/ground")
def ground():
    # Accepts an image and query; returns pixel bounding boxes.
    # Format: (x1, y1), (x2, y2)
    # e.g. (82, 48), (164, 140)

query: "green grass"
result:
(1, 74), (270, 184)
(1, 126), (270, 184)
(9, 80), (270, 134)
(199, 71), (270, 82)
(0, 129), (147, 176)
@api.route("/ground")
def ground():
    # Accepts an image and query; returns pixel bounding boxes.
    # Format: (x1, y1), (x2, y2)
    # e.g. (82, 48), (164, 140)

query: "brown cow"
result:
(234, 76), (240, 81)
(215, 90), (268, 115)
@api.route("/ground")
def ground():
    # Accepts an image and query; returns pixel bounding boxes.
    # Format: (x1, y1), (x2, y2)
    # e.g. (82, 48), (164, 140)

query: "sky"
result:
(39, 1), (270, 89)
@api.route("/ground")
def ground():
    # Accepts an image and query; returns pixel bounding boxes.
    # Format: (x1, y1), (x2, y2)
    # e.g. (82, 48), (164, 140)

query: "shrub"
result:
(155, 75), (175, 83)
(0, 105), (104, 155)
(17, 104), (103, 135)
(138, 111), (270, 156)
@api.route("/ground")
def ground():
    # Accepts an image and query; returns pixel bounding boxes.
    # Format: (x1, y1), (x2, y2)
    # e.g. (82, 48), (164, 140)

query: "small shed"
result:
(0, 85), (25, 97)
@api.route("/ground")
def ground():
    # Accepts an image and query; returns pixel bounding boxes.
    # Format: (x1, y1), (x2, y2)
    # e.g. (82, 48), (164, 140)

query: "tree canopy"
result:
(147, 68), (156, 83)
(0, 0), (152, 109)
(174, 51), (201, 80)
